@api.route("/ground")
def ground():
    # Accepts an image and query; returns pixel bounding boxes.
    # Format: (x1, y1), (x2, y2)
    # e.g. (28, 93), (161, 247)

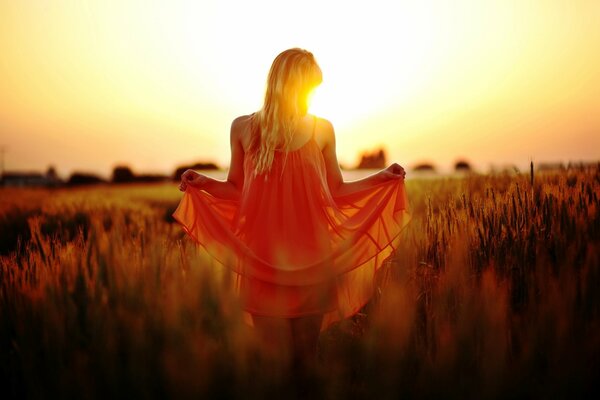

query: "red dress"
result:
(172, 125), (410, 331)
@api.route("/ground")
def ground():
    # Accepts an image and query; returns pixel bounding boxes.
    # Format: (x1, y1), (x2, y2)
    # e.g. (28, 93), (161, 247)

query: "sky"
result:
(1, 0), (599, 179)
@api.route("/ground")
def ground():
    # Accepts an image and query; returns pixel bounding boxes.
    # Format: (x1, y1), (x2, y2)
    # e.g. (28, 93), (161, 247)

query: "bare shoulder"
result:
(231, 114), (254, 133)
(230, 114), (254, 148)
(313, 115), (335, 149)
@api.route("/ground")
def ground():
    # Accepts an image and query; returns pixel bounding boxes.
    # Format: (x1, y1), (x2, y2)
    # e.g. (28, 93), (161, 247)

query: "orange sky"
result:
(1, 0), (599, 178)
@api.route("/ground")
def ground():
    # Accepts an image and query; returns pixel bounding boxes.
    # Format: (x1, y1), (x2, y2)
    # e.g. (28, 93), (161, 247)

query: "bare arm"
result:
(320, 119), (405, 198)
(178, 117), (245, 200)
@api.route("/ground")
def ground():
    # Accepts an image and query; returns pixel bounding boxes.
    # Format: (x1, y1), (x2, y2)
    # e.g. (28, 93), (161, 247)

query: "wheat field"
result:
(1, 165), (599, 399)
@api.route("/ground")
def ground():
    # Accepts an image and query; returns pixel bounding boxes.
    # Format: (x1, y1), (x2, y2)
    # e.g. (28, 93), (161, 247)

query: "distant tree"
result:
(67, 172), (106, 186)
(413, 163), (436, 172)
(112, 165), (135, 183)
(454, 159), (472, 172)
(356, 148), (386, 169)
(45, 165), (62, 187)
(46, 165), (58, 179)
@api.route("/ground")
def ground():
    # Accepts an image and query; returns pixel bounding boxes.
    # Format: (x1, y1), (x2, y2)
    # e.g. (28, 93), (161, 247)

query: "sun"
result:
(306, 38), (437, 130)
(308, 83), (351, 127)
(307, 58), (424, 130)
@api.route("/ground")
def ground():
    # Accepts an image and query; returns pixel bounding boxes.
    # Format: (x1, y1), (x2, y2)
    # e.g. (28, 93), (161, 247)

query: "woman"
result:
(173, 48), (410, 371)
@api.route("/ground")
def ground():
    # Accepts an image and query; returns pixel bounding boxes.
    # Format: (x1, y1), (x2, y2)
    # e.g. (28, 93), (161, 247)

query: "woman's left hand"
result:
(378, 163), (406, 181)
(179, 169), (206, 192)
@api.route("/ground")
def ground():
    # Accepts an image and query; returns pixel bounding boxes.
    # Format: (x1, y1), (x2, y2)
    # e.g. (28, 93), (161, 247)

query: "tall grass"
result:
(1, 166), (599, 398)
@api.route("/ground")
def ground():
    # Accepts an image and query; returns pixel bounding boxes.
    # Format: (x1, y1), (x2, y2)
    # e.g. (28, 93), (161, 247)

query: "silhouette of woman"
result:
(173, 48), (410, 371)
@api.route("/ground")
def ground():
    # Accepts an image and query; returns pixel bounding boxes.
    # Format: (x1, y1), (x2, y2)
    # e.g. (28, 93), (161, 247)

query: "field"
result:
(1, 166), (599, 399)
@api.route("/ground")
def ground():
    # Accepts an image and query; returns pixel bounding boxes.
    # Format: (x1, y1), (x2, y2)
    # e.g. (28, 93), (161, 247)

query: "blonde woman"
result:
(173, 48), (410, 372)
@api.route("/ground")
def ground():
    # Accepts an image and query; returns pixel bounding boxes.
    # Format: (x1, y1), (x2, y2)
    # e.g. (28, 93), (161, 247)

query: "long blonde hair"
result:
(249, 48), (322, 177)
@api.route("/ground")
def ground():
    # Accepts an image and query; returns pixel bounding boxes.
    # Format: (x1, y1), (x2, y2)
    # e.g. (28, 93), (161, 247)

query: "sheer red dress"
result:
(172, 118), (410, 331)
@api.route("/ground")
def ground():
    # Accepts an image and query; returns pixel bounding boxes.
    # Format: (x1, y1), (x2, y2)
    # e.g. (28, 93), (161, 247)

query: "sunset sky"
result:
(1, 0), (599, 178)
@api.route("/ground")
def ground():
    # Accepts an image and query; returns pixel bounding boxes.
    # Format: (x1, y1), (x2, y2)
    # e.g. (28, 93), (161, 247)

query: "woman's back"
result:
(233, 114), (334, 268)
(234, 113), (325, 154)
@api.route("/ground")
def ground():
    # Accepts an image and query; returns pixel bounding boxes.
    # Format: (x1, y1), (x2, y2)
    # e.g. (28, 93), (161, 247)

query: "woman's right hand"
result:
(378, 163), (406, 181)
(179, 169), (205, 192)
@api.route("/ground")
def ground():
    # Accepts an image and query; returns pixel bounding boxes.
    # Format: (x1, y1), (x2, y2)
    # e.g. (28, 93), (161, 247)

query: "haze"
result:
(1, 0), (599, 178)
